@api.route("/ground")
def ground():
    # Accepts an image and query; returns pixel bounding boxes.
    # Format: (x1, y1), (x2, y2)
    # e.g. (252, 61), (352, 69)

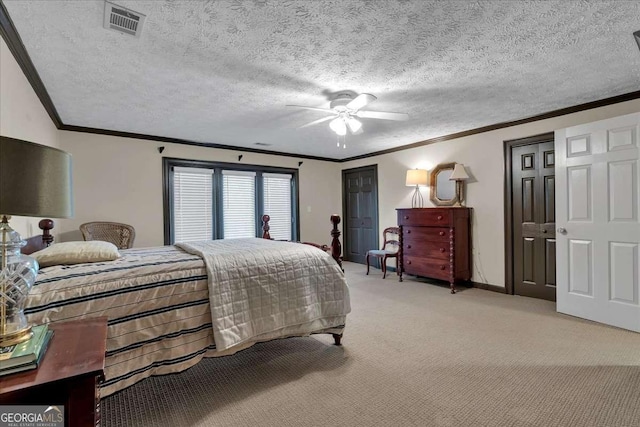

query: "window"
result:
(172, 167), (214, 243)
(164, 159), (298, 244)
(222, 170), (256, 239)
(263, 173), (292, 241)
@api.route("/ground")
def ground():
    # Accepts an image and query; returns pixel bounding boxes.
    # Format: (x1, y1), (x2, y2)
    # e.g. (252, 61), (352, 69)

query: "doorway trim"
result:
(504, 132), (555, 295)
(341, 164), (379, 263)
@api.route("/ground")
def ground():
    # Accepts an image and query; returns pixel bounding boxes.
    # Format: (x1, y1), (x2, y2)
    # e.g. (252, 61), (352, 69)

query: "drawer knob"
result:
(437, 215), (443, 220)
(439, 231), (445, 236)
(439, 247), (445, 252)
(440, 265), (446, 270)
(407, 230), (411, 234)
(407, 260), (412, 265)
(404, 215), (409, 220)
(407, 245), (412, 249)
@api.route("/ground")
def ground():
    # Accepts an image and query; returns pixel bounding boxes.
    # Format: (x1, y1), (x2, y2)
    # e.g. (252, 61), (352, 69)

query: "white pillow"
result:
(32, 241), (121, 268)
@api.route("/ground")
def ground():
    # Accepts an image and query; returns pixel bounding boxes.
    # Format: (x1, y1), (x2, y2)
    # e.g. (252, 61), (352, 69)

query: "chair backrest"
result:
(381, 227), (400, 253)
(80, 221), (136, 249)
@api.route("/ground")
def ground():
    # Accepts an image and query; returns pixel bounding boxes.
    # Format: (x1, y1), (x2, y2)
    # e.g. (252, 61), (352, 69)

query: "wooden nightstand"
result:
(0, 317), (108, 427)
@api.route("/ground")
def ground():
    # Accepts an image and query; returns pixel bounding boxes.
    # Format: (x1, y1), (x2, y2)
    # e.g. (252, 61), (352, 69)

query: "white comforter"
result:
(177, 238), (351, 353)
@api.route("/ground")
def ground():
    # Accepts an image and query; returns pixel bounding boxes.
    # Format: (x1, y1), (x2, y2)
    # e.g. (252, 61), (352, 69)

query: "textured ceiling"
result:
(3, 0), (640, 160)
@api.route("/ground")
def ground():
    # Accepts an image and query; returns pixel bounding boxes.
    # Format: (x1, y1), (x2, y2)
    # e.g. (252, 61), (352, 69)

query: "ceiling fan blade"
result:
(346, 93), (377, 111)
(286, 105), (335, 113)
(298, 115), (334, 128)
(355, 110), (409, 121)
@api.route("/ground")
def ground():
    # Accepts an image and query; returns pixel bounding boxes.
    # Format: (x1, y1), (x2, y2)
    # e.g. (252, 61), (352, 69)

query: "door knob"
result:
(557, 228), (567, 235)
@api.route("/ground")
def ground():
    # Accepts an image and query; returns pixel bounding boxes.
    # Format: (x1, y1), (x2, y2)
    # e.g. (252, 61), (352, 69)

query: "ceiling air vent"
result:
(103, 1), (146, 37)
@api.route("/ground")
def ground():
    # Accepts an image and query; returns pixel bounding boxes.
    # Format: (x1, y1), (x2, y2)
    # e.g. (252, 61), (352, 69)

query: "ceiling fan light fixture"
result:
(329, 117), (347, 136)
(346, 117), (362, 133)
(289, 92), (408, 135)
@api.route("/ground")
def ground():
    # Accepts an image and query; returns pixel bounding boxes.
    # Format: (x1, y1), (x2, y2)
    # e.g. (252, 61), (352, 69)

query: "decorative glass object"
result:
(0, 218), (38, 346)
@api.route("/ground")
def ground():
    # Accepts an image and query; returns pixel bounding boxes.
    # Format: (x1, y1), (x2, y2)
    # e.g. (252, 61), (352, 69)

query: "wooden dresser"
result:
(396, 207), (472, 293)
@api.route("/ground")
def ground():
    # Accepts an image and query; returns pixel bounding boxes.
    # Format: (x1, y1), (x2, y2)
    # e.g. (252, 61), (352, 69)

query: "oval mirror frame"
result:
(429, 162), (459, 206)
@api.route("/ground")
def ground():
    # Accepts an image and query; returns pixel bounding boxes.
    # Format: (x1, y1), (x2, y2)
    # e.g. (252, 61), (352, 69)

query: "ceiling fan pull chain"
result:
(336, 134), (347, 149)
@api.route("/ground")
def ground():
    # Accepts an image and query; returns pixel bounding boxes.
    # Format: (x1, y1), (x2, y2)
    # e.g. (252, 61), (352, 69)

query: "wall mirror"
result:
(429, 162), (458, 206)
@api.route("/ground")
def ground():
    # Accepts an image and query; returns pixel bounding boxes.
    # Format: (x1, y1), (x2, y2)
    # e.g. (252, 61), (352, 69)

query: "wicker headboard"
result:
(21, 219), (54, 255)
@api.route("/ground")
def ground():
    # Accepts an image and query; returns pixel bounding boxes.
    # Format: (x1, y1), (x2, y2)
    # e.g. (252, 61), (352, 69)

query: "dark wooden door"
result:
(343, 166), (378, 264)
(511, 140), (556, 301)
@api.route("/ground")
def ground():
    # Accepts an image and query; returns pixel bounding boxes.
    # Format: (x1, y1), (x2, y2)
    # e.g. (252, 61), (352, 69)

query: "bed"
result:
(21, 215), (350, 397)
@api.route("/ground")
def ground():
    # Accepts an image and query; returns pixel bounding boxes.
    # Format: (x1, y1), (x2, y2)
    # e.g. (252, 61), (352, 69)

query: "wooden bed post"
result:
(39, 219), (54, 247)
(261, 215), (271, 239)
(329, 215), (344, 346)
(21, 219), (55, 255)
(330, 214), (342, 270)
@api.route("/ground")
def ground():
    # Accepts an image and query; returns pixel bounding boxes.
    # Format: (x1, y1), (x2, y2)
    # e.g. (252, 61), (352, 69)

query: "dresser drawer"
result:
(398, 208), (452, 226)
(403, 256), (451, 281)
(423, 242), (451, 260)
(404, 236), (450, 259)
(403, 226), (450, 242)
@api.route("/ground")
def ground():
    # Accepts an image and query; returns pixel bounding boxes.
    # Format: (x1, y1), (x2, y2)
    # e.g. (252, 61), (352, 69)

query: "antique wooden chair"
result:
(366, 227), (400, 279)
(80, 221), (136, 249)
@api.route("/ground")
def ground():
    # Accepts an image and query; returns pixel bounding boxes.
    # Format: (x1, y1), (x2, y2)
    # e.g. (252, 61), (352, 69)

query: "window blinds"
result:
(222, 170), (256, 239)
(263, 173), (292, 241)
(173, 166), (214, 243)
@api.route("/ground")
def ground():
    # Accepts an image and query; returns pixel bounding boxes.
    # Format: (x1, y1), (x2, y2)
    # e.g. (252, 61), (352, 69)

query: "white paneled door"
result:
(556, 112), (639, 332)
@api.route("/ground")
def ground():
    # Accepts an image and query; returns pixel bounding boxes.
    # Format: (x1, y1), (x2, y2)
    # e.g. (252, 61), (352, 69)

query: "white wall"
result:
(341, 98), (640, 287)
(58, 131), (341, 247)
(0, 38), (60, 237)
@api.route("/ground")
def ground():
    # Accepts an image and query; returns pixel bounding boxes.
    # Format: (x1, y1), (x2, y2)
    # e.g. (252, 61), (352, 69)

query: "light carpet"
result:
(102, 262), (640, 427)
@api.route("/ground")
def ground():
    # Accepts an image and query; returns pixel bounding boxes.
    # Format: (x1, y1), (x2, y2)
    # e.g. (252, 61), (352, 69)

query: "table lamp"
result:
(449, 163), (469, 207)
(406, 169), (428, 208)
(0, 136), (73, 346)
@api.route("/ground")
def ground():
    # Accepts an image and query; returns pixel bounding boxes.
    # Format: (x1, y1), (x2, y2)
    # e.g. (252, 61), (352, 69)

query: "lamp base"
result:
(411, 186), (424, 208)
(1, 217), (38, 349)
(0, 325), (32, 347)
(454, 181), (465, 207)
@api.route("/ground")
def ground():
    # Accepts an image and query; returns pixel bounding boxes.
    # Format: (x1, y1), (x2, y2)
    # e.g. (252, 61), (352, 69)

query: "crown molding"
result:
(341, 90), (640, 162)
(0, 0), (63, 128)
(2, 2), (639, 164)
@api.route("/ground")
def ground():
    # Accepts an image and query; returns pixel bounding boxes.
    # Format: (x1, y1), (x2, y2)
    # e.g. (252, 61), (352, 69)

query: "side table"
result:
(0, 317), (108, 427)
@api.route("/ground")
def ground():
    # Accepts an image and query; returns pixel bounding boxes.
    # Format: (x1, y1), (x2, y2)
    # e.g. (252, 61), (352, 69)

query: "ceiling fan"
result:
(287, 93), (409, 135)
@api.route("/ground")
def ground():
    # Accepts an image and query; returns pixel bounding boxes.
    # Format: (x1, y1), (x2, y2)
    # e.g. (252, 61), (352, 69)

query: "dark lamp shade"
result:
(0, 136), (74, 218)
